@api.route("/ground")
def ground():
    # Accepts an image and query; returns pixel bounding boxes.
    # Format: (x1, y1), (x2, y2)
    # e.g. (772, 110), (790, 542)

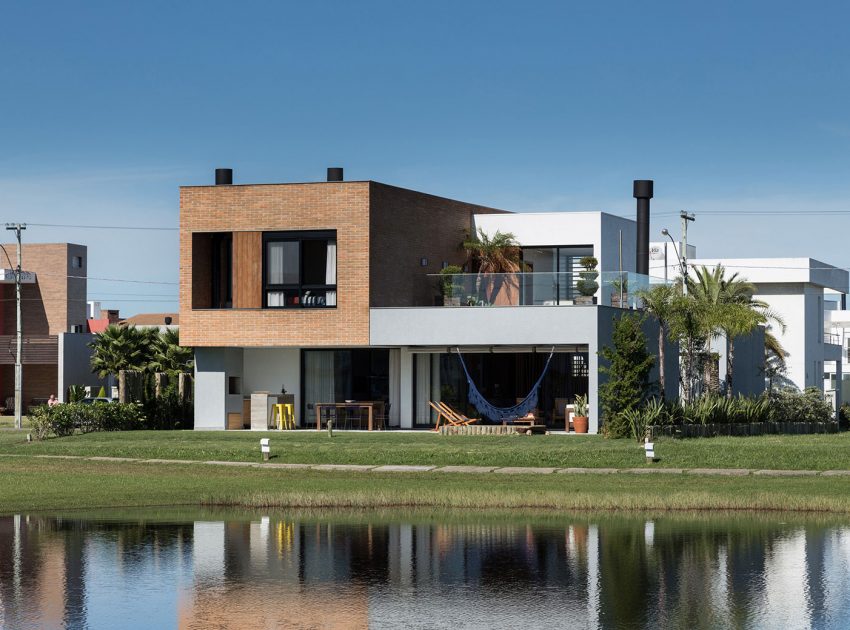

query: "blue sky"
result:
(1, 0), (849, 314)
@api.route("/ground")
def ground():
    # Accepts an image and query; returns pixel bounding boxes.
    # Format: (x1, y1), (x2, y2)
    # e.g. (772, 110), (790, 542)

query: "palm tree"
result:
(149, 328), (194, 376)
(666, 293), (713, 403)
(689, 265), (787, 397)
(462, 228), (523, 303)
(636, 283), (678, 399)
(89, 325), (156, 398)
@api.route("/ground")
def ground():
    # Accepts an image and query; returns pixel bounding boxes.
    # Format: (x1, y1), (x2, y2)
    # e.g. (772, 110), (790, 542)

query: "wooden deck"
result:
(439, 424), (549, 435)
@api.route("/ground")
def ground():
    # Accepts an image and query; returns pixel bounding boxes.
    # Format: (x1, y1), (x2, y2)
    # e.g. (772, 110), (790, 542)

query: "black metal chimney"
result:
(633, 180), (653, 276)
(215, 168), (233, 185)
(327, 167), (344, 182)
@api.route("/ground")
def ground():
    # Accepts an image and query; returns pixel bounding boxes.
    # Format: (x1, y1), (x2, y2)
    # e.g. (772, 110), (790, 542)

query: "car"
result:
(80, 397), (113, 404)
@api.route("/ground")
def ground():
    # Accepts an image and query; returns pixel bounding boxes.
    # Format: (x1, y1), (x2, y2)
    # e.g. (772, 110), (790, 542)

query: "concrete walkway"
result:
(4, 454), (850, 476)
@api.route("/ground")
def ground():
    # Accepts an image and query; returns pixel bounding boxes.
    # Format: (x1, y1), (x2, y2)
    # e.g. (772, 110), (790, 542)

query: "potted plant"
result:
(462, 228), (523, 305)
(437, 265), (464, 306)
(575, 256), (599, 305)
(573, 394), (589, 433)
(611, 273), (628, 308)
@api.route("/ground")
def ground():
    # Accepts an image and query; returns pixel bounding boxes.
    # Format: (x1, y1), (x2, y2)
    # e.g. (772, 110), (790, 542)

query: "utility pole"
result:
(680, 211), (695, 296)
(6, 223), (26, 429)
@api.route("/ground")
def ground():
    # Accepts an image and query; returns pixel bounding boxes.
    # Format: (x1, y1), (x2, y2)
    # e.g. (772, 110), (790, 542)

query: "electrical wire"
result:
(26, 222), (177, 231)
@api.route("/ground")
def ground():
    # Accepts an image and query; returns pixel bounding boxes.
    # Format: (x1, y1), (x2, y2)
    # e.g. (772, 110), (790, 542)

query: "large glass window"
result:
(302, 349), (390, 419)
(521, 245), (593, 305)
(264, 231), (337, 308)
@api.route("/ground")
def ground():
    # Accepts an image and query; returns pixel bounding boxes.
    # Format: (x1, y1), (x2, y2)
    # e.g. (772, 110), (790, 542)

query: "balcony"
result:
(426, 271), (666, 309)
(0, 336), (58, 364)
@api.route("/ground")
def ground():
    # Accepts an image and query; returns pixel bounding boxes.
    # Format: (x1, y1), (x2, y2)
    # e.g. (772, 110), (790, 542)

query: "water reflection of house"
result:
(4, 515), (850, 627)
(0, 515), (87, 628)
(184, 517), (595, 627)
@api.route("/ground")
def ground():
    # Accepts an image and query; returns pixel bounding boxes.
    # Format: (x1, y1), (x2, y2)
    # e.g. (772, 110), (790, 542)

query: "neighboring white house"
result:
(825, 300), (850, 410)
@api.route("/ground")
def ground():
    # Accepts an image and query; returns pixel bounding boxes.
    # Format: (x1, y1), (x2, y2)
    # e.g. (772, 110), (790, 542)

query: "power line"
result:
(0, 298), (178, 303)
(27, 222), (177, 231)
(31, 270), (178, 285)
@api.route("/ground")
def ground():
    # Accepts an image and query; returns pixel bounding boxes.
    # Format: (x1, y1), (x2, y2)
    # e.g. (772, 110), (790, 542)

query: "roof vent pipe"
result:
(633, 180), (653, 276)
(215, 168), (233, 185)
(327, 167), (344, 182)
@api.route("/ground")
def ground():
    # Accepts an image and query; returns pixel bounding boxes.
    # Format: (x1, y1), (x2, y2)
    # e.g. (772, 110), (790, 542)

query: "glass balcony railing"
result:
(428, 271), (668, 309)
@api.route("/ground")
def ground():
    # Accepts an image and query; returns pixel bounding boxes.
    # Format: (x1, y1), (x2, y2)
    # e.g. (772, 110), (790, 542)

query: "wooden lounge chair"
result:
(428, 401), (451, 431)
(429, 401), (478, 431)
(437, 401), (478, 426)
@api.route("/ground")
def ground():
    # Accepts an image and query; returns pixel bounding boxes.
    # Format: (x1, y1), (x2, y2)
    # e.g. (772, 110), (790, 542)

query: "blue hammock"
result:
(456, 348), (555, 422)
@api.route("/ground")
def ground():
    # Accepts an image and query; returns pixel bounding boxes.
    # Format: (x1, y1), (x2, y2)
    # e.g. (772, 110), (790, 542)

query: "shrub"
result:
(142, 388), (193, 430)
(27, 402), (145, 439)
(768, 387), (833, 424)
(28, 406), (52, 441)
(67, 385), (86, 403)
(599, 313), (655, 433)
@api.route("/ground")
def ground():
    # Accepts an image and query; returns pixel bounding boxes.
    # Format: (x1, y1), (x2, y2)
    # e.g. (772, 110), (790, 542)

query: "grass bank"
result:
(0, 429), (848, 470)
(2, 457), (850, 515)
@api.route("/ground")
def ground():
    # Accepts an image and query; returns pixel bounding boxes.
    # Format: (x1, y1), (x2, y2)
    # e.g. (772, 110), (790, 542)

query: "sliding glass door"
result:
(521, 246), (593, 305)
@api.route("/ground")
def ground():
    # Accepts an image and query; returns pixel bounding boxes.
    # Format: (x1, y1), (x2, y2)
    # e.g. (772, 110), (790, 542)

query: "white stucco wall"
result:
(194, 347), (243, 430)
(472, 212), (637, 274)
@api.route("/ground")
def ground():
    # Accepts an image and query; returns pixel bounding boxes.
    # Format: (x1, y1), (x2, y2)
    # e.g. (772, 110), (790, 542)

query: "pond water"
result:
(1, 509), (849, 629)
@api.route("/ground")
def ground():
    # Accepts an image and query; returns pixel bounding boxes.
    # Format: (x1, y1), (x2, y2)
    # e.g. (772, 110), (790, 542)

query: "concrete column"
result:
(399, 348), (413, 429)
(588, 343), (600, 434)
(431, 354), (441, 425)
(388, 348), (401, 426)
(835, 359), (843, 421)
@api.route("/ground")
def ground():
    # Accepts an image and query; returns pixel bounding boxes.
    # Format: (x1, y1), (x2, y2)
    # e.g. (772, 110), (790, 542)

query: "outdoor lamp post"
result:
(661, 228), (688, 295)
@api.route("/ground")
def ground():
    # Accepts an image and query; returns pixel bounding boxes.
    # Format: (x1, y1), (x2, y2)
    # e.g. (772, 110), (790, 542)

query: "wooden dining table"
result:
(314, 401), (385, 431)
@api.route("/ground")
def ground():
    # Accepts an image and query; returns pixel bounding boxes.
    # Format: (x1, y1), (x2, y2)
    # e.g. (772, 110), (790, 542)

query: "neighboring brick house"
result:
(182, 169), (675, 432)
(0, 243), (92, 409)
(120, 312), (179, 332)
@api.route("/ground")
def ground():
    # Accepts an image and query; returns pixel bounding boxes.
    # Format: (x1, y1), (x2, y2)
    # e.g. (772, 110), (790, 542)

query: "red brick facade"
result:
(0, 243), (87, 336)
(0, 243), (87, 407)
(179, 180), (508, 347)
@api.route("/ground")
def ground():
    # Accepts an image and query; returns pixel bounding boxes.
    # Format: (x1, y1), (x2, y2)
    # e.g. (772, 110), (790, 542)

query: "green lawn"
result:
(0, 416), (31, 429)
(0, 429), (848, 470)
(2, 457), (850, 514)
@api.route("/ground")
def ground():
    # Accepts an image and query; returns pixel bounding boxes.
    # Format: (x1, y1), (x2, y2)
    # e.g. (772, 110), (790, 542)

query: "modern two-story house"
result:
(181, 169), (675, 433)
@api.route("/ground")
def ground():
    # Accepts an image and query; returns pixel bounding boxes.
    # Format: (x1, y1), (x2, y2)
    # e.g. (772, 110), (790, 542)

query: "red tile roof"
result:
(87, 319), (110, 333)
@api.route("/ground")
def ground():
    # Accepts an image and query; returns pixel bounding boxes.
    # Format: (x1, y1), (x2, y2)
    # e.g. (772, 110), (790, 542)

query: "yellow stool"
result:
(272, 403), (295, 430)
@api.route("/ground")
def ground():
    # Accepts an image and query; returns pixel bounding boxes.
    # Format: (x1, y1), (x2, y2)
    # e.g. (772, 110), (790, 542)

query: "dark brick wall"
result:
(368, 183), (509, 307)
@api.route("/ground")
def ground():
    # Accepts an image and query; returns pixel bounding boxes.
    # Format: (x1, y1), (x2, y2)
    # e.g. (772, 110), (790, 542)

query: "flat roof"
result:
(689, 257), (849, 292)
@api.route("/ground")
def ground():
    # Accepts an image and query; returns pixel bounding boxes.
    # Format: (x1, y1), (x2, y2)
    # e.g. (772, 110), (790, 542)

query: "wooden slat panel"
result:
(232, 232), (262, 308)
(0, 336), (58, 364)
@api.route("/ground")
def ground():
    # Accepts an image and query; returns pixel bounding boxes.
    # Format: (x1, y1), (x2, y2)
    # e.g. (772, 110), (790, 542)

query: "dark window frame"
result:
(262, 230), (337, 309)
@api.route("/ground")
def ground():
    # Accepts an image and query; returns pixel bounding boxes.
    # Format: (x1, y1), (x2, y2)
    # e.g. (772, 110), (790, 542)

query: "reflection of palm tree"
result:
(689, 265), (786, 397)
